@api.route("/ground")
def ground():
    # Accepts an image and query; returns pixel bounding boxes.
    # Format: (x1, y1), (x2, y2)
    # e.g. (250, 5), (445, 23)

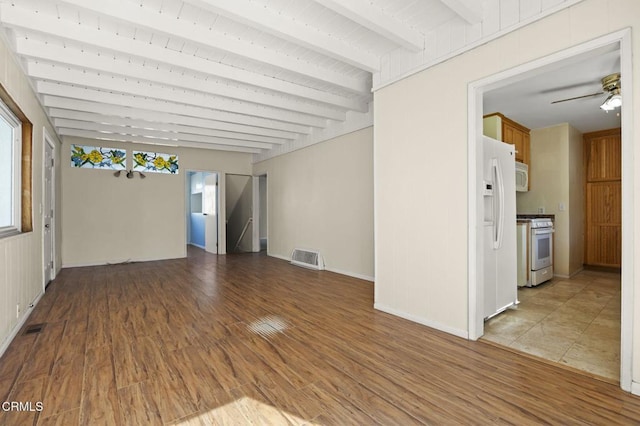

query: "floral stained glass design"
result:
(132, 151), (179, 174)
(71, 145), (126, 169)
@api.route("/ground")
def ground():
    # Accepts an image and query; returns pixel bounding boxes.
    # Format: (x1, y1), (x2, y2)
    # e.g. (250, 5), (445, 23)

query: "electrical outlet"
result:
(538, 207), (545, 214)
(16, 304), (20, 319)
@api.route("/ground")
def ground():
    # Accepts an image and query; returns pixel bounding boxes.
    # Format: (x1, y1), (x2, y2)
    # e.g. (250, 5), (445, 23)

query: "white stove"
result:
(519, 217), (554, 286)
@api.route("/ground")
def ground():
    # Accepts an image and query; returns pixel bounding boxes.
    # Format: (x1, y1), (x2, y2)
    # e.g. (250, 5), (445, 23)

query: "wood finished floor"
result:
(1, 247), (640, 425)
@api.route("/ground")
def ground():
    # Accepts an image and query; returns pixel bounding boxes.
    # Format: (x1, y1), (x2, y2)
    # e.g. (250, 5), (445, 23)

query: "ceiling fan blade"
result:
(551, 92), (603, 104)
(539, 81), (596, 94)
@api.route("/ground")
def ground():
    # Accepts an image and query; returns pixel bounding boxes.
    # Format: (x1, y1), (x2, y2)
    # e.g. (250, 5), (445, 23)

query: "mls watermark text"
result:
(2, 401), (44, 412)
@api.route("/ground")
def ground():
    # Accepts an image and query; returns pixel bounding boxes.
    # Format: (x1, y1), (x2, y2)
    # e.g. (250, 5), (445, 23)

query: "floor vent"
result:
(23, 323), (45, 335)
(247, 316), (288, 339)
(291, 248), (325, 270)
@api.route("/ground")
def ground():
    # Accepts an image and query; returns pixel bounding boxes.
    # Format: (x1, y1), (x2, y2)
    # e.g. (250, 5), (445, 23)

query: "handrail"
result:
(234, 217), (253, 251)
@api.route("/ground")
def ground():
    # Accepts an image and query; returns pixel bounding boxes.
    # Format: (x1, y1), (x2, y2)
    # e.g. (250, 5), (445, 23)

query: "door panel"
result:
(586, 133), (621, 181)
(44, 141), (54, 284)
(204, 173), (218, 254)
(584, 129), (621, 268)
(585, 181), (621, 267)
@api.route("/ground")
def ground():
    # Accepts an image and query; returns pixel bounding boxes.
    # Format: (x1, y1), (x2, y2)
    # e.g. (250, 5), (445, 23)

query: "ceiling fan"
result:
(551, 73), (621, 111)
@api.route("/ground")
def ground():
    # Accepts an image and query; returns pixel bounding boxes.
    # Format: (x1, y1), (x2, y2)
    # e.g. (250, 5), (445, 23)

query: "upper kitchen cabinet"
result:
(585, 128), (621, 181)
(483, 113), (531, 166)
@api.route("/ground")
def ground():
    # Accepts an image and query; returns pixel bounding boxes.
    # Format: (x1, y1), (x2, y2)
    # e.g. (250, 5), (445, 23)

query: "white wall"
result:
(0, 34), (62, 354)
(253, 127), (374, 280)
(374, 0), (638, 353)
(61, 137), (252, 266)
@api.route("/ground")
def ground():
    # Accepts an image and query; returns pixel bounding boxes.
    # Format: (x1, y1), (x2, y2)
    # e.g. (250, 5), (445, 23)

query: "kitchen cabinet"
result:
(584, 128), (621, 268)
(483, 113), (530, 165)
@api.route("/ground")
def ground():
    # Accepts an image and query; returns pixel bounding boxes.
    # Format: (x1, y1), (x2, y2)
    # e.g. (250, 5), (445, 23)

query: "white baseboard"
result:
(553, 267), (585, 280)
(268, 253), (374, 282)
(374, 303), (469, 339)
(631, 381), (640, 396)
(269, 253), (289, 262)
(62, 254), (186, 268)
(188, 243), (205, 249)
(0, 290), (45, 359)
(325, 267), (374, 282)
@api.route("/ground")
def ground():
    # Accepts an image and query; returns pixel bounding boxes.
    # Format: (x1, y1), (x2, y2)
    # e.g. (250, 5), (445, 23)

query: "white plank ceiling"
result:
(0, 0), (583, 159)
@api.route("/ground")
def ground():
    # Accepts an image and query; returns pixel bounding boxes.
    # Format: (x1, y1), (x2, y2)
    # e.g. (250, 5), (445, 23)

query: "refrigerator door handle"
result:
(493, 158), (504, 249)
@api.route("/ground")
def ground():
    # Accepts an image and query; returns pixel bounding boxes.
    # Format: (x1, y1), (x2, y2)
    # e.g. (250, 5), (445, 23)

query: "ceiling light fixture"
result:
(113, 169), (146, 179)
(600, 83), (622, 112)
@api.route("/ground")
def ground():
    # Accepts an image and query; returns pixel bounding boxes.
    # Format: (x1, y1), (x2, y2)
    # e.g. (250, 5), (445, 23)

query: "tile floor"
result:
(482, 269), (621, 382)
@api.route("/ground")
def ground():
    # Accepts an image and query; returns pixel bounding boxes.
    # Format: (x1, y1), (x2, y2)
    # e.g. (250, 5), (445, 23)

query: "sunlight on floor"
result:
(247, 315), (289, 339)
(174, 397), (318, 425)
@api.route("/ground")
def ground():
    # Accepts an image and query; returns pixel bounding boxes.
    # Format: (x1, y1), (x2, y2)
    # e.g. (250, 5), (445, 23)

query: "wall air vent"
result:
(23, 323), (45, 335)
(291, 248), (325, 271)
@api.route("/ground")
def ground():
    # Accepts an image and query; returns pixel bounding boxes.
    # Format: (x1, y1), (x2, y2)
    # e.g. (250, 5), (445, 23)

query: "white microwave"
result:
(515, 162), (528, 192)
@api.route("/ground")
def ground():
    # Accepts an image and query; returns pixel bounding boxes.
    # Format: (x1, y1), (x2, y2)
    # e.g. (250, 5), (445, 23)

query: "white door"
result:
(204, 173), (218, 254)
(43, 139), (54, 285)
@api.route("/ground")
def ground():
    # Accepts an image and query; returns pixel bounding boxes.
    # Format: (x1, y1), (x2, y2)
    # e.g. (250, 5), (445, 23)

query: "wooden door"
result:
(584, 128), (621, 267)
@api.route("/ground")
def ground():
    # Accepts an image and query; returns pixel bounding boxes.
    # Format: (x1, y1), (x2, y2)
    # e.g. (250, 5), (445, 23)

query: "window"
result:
(0, 99), (21, 237)
(0, 82), (33, 238)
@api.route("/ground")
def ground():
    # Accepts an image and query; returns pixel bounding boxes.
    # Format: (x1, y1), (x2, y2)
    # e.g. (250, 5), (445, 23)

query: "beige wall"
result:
(483, 115), (502, 140)
(61, 137), (252, 266)
(568, 125), (585, 275)
(253, 127), (374, 280)
(374, 0), (639, 358)
(0, 34), (62, 353)
(517, 123), (583, 277)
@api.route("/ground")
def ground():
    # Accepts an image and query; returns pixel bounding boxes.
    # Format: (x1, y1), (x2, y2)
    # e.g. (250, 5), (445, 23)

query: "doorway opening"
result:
(257, 174), (267, 252)
(225, 173), (254, 253)
(468, 30), (633, 391)
(43, 130), (55, 289)
(186, 171), (219, 254)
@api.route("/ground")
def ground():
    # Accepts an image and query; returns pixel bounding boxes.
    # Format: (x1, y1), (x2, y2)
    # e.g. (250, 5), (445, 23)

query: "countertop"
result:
(517, 214), (555, 220)
(517, 214), (555, 224)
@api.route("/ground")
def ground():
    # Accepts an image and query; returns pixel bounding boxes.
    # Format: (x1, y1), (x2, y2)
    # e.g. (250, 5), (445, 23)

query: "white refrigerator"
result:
(481, 136), (517, 319)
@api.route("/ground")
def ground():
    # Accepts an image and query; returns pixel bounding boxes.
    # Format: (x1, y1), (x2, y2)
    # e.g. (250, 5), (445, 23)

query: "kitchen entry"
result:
(467, 32), (633, 389)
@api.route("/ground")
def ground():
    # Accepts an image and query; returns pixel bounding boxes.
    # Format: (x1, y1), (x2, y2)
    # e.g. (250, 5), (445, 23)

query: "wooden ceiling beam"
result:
(0, 5), (370, 100)
(38, 84), (312, 135)
(55, 119), (274, 150)
(17, 39), (349, 120)
(59, 128), (261, 153)
(438, 0), (483, 25)
(314, 0), (424, 52)
(183, 0), (380, 72)
(48, 110), (289, 145)
(27, 62), (331, 128)
(44, 0), (368, 93)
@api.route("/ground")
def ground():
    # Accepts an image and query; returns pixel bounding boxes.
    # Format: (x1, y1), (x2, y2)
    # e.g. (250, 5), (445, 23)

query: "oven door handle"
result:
(532, 228), (554, 235)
